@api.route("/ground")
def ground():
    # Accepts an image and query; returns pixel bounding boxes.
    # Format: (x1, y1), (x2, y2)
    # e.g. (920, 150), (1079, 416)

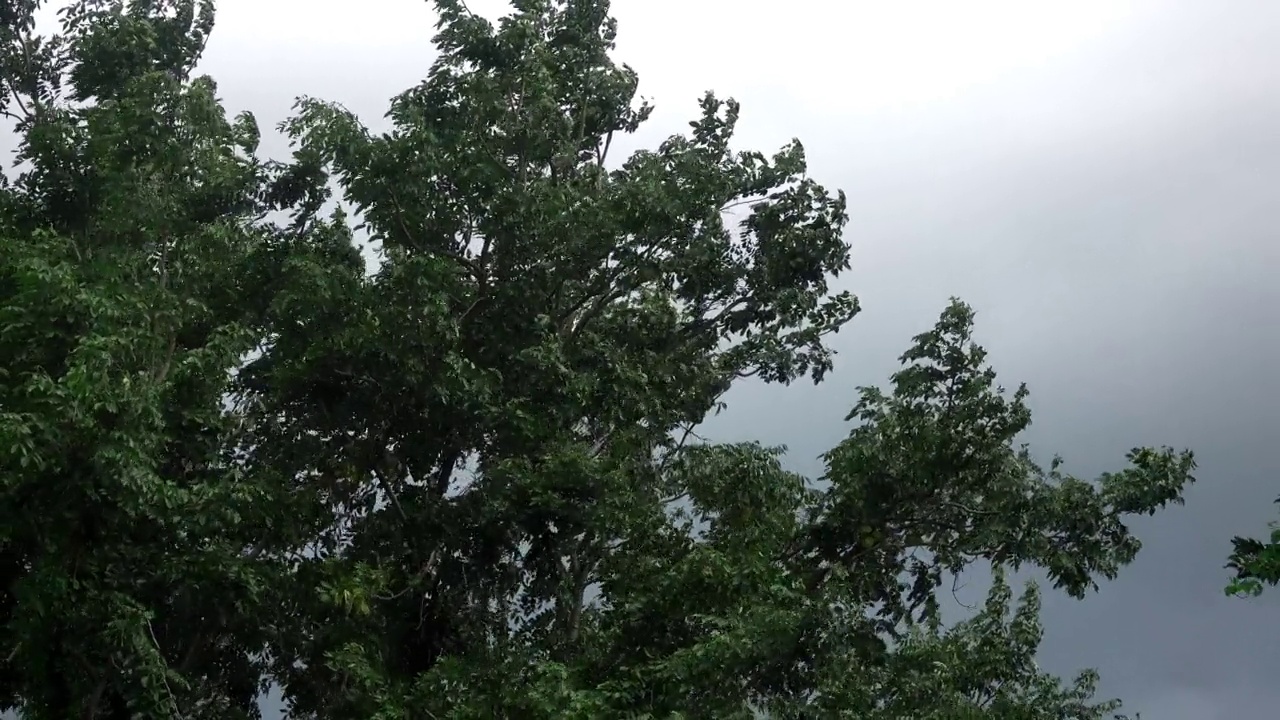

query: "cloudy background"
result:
(14, 0), (1279, 716)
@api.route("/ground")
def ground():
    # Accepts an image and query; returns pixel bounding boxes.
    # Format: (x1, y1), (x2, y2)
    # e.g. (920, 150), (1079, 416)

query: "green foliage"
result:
(1226, 509), (1280, 597)
(1, 1), (1197, 718)
(0, 1), (308, 717)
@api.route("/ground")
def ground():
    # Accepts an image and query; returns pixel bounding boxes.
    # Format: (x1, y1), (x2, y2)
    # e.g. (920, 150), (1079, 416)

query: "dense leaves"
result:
(1226, 505), (1280, 597)
(0, 1), (326, 717)
(1, 1), (1198, 718)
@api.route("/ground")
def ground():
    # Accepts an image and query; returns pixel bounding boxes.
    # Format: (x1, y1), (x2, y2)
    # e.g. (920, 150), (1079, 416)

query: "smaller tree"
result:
(807, 572), (1135, 720)
(359, 299), (1194, 719)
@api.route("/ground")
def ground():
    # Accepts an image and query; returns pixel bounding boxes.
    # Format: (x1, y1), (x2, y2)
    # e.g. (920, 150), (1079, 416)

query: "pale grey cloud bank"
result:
(12, 0), (1275, 716)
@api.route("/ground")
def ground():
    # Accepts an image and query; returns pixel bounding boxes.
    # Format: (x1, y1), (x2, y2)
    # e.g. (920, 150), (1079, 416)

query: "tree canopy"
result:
(1, 1), (1197, 718)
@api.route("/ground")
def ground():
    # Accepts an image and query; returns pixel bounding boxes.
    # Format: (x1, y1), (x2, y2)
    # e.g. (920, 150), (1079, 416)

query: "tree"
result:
(0, 1), (323, 717)
(1226, 509), (1280, 597)
(0, 1), (1198, 718)
(235, 0), (856, 715)
(234, 3), (1196, 718)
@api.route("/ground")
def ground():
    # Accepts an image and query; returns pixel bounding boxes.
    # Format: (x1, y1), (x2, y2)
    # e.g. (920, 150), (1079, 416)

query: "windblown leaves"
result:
(1, 1), (294, 717)
(1, 1), (1198, 719)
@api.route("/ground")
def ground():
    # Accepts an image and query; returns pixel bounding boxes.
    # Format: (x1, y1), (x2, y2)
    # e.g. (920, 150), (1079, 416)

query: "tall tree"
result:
(0, 1), (324, 716)
(236, 0), (856, 715)
(236, 2), (1198, 718)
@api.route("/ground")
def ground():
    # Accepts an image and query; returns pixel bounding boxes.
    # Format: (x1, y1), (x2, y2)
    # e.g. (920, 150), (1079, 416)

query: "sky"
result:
(14, 0), (1280, 716)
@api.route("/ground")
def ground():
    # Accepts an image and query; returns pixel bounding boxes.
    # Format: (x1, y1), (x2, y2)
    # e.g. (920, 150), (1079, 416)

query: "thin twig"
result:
(146, 620), (186, 719)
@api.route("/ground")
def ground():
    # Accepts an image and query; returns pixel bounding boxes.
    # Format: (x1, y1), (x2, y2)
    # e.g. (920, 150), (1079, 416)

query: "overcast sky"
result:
(17, 0), (1280, 716)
